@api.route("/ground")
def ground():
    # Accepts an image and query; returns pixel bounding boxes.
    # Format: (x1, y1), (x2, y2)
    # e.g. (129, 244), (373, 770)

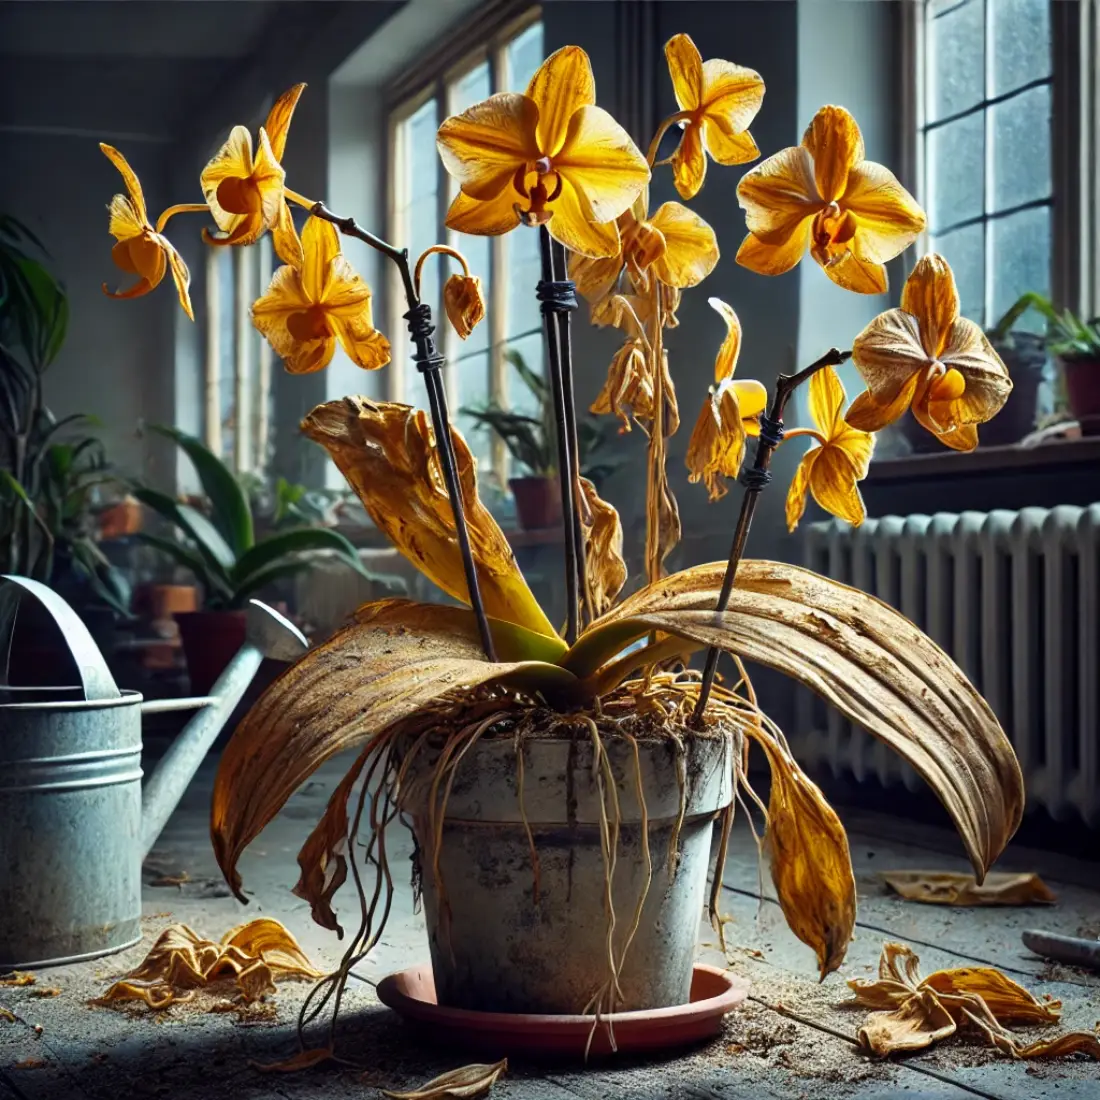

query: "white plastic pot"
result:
(399, 729), (733, 1014)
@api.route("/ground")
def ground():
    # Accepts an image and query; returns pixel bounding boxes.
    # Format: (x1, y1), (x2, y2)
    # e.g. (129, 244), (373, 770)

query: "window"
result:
(387, 14), (544, 477)
(202, 240), (275, 475)
(918, 0), (1053, 328)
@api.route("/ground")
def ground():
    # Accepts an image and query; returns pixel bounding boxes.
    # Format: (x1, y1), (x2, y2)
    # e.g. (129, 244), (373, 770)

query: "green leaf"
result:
(133, 532), (227, 597)
(231, 526), (367, 589)
(228, 559), (314, 607)
(150, 425), (254, 554)
(132, 487), (235, 582)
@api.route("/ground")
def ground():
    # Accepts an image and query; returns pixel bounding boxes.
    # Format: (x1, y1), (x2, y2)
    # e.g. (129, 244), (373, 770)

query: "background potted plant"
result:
(987, 292), (1100, 437)
(461, 349), (621, 530)
(0, 215), (133, 683)
(133, 426), (376, 693)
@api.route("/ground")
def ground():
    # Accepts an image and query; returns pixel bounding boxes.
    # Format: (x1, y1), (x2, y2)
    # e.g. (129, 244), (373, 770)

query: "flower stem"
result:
(646, 111), (693, 167)
(154, 204), (210, 233)
(309, 199), (497, 662)
(691, 346), (852, 725)
(413, 244), (471, 296)
(537, 225), (581, 644)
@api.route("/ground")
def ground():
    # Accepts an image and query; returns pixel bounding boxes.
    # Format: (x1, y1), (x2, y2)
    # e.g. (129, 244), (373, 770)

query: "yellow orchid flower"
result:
(99, 144), (193, 320)
(846, 254), (1012, 452)
(571, 192), (718, 314)
(251, 215), (390, 375)
(201, 83), (305, 260)
(662, 34), (764, 200)
(436, 46), (649, 259)
(685, 299), (768, 501)
(785, 365), (874, 531)
(736, 105), (925, 295)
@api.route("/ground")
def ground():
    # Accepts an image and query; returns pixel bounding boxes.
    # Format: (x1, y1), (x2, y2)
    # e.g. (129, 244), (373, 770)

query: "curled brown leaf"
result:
(381, 1058), (507, 1099)
(880, 870), (1055, 907)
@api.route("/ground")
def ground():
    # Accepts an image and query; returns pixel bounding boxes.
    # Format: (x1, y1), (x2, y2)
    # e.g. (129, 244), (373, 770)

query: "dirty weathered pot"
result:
(399, 728), (732, 1014)
(509, 475), (562, 530)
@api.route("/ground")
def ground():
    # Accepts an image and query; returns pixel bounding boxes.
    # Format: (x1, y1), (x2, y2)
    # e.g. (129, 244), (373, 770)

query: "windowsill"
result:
(866, 436), (1100, 482)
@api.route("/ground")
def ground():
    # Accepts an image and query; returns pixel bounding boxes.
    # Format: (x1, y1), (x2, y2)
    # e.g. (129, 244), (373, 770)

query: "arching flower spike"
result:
(436, 46), (649, 259)
(251, 216), (390, 375)
(736, 105), (925, 294)
(685, 299), (768, 500)
(785, 365), (874, 531)
(662, 34), (764, 200)
(846, 254), (1012, 451)
(201, 83), (306, 262)
(100, 144), (193, 319)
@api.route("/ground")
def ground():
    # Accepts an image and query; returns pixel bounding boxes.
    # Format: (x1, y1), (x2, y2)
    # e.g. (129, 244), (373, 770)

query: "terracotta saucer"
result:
(375, 963), (749, 1058)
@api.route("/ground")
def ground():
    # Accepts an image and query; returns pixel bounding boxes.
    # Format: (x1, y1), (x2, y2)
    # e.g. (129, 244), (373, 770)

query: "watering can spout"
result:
(139, 600), (307, 857)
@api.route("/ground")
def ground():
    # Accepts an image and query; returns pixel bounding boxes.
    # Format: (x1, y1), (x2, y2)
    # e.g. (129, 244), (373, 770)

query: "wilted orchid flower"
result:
(251, 216), (389, 375)
(100, 144), (193, 319)
(785, 365), (873, 531)
(662, 34), (764, 200)
(685, 299), (768, 500)
(736, 105), (925, 294)
(201, 84), (306, 262)
(571, 192), (718, 319)
(442, 274), (486, 340)
(847, 254), (1012, 451)
(436, 46), (649, 258)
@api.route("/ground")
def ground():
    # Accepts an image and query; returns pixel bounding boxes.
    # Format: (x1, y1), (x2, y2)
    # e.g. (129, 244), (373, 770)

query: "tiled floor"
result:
(2, 747), (1098, 1100)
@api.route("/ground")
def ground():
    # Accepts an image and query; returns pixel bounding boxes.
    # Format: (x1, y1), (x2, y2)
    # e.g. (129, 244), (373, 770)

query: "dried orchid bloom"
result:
(736, 105), (925, 294)
(784, 364), (873, 531)
(847, 254), (1012, 451)
(443, 273), (486, 340)
(201, 83), (305, 260)
(591, 335), (652, 431)
(99, 144), (193, 319)
(685, 299), (767, 501)
(251, 216), (390, 375)
(571, 192), (718, 314)
(660, 34), (764, 200)
(436, 46), (649, 258)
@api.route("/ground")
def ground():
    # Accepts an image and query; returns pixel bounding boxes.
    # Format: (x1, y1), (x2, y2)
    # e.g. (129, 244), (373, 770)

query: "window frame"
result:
(384, 3), (542, 482)
(905, 0), (1092, 322)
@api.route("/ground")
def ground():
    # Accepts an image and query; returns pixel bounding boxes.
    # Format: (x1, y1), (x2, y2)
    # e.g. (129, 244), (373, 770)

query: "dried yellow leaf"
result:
(755, 736), (855, 978)
(382, 1059), (507, 1100)
(849, 942), (1097, 1061)
(301, 397), (557, 639)
(579, 476), (627, 618)
(880, 870), (1055, 907)
(212, 600), (576, 908)
(95, 920), (321, 1010)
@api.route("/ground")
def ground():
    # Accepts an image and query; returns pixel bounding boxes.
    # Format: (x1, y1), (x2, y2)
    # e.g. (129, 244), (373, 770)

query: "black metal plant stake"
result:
(310, 201), (497, 662)
(536, 225), (586, 645)
(691, 347), (851, 724)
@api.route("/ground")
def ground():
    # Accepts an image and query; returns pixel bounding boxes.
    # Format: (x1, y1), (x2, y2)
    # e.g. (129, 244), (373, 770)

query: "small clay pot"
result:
(1061, 356), (1100, 436)
(509, 475), (562, 530)
(97, 496), (144, 540)
(175, 609), (246, 695)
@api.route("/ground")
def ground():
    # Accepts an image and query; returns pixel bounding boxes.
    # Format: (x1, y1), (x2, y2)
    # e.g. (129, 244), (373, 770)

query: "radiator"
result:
(794, 505), (1100, 823)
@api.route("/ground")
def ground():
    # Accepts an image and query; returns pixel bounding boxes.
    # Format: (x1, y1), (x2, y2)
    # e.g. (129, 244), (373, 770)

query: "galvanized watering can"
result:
(0, 575), (308, 969)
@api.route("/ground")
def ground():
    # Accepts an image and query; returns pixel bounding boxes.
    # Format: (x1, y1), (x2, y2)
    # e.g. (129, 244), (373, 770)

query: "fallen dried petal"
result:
(880, 870), (1056, 906)
(250, 1047), (333, 1072)
(0, 1005), (15, 1022)
(29, 988), (61, 999)
(0, 972), (36, 987)
(381, 1059), (508, 1100)
(923, 965), (1061, 1025)
(857, 989), (957, 1056)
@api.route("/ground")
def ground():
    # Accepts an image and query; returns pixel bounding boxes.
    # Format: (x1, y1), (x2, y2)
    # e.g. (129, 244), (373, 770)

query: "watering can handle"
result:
(0, 575), (121, 702)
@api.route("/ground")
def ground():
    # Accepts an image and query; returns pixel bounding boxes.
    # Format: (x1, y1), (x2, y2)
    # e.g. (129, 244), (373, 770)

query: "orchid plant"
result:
(99, 38), (1022, 1058)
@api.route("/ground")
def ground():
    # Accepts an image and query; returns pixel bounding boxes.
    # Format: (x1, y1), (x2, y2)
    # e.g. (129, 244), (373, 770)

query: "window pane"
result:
(507, 22), (543, 91)
(397, 96), (440, 407)
(990, 205), (1051, 322)
(928, 112), (984, 232)
(507, 226), (543, 337)
(449, 60), (491, 115)
(505, 331), (545, 421)
(454, 348), (493, 470)
(992, 0), (1051, 95)
(217, 246), (235, 464)
(991, 84), (1052, 212)
(927, 0), (984, 122)
(931, 222), (985, 323)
